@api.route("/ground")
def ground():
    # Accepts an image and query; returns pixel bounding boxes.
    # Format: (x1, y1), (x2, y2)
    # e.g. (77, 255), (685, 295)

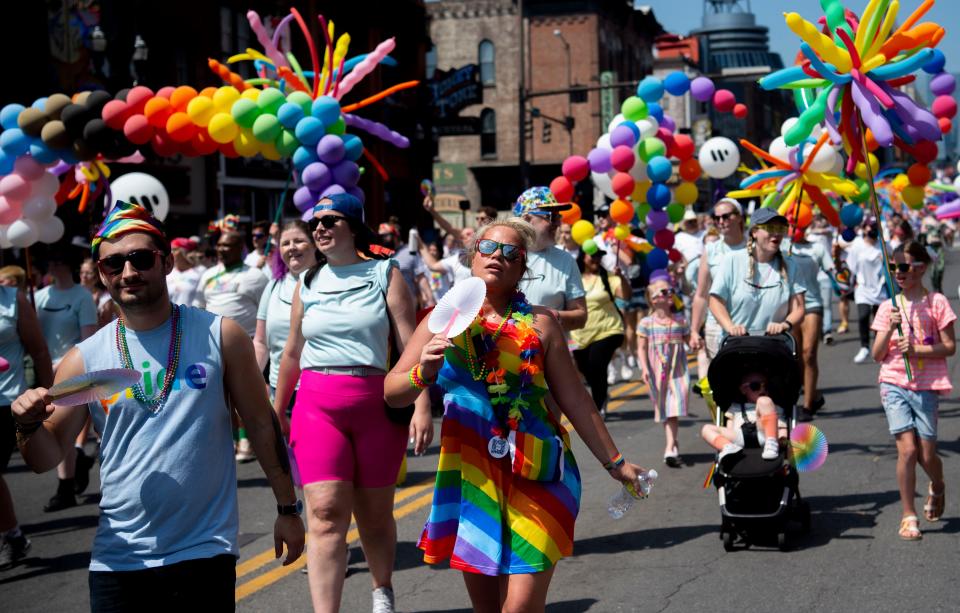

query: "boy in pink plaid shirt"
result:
(871, 242), (956, 541)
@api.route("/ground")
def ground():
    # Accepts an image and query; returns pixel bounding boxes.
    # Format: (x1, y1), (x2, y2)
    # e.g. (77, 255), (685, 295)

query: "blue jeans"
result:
(819, 276), (833, 334)
(89, 554), (236, 612)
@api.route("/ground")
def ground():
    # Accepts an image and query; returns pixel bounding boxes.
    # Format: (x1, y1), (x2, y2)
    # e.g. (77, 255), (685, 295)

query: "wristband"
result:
(784, 320), (793, 331)
(603, 452), (625, 472)
(409, 364), (432, 390)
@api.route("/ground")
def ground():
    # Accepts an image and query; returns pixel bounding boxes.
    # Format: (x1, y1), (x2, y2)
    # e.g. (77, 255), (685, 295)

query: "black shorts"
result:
(1, 405), (14, 472)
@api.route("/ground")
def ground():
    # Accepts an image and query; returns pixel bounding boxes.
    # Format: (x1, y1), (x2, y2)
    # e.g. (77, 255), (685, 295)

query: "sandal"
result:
(924, 483), (945, 522)
(898, 515), (922, 541)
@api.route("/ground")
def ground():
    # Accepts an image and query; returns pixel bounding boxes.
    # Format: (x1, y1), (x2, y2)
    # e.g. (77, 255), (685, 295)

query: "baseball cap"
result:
(512, 186), (572, 217)
(171, 237), (198, 251)
(313, 192), (366, 223)
(749, 207), (789, 228)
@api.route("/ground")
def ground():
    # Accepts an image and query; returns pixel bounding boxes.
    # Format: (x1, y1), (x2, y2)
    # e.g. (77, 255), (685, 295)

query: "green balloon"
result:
(667, 202), (685, 223)
(257, 88), (286, 115)
(286, 91), (313, 116)
(275, 128), (299, 156)
(636, 202), (651, 220)
(231, 98), (260, 129)
(621, 96), (648, 122)
(582, 238), (598, 255)
(252, 114), (282, 142)
(326, 117), (346, 135)
(851, 179), (871, 204)
(637, 137), (666, 162)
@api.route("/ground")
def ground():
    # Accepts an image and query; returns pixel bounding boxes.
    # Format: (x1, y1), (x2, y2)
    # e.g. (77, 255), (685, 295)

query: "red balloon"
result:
(733, 103), (748, 119)
(561, 155), (590, 182)
(931, 95), (957, 119)
(913, 140), (938, 164)
(151, 132), (179, 157)
(670, 134), (694, 161)
(656, 127), (675, 148)
(610, 146), (635, 172)
(550, 175), (575, 203)
(101, 99), (131, 130)
(668, 248), (683, 263)
(219, 141), (239, 158)
(907, 163), (931, 186)
(125, 86), (154, 114)
(713, 89), (736, 113)
(938, 117), (952, 134)
(611, 173), (635, 199)
(191, 130), (219, 156)
(654, 229), (675, 249)
(123, 113), (153, 145)
(679, 158), (701, 182)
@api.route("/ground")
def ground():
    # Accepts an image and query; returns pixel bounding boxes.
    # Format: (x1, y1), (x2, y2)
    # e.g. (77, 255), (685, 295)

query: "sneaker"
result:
(664, 450), (681, 468)
(853, 347), (871, 364)
(718, 443), (743, 462)
(626, 354), (638, 369)
(0, 534), (31, 570)
(74, 448), (95, 495)
(620, 361), (635, 382)
(762, 437), (781, 460)
(43, 490), (76, 513)
(372, 586), (395, 613)
(606, 364), (617, 386)
(235, 438), (256, 463)
(823, 332), (835, 346)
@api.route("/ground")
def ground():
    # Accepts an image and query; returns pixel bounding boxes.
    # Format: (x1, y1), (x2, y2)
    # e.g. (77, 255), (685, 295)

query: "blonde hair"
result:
(0, 265), (26, 290)
(473, 218), (536, 255)
(746, 227), (788, 285)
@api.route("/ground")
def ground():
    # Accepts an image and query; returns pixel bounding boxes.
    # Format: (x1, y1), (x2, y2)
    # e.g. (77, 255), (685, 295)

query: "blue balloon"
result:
(341, 134), (363, 162)
(647, 156), (672, 183)
(0, 104), (24, 130)
(0, 128), (30, 157)
(292, 145), (319, 171)
(646, 248), (669, 270)
(32, 97), (47, 111)
(663, 71), (690, 96)
(645, 228), (656, 243)
(839, 204), (864, 228)
(922, 49), (946, 75)
(0, 151), (13, 175)
(29, 140), (58, 165)
(277, 102), (305, 130)
(841, 228), (857, 242)
(647, 102), (664, 123)
(311, 96), (341, 126)
(647, 183), (671, 209)
(294, 116), (325, 146)
(637, 76), (664, 103)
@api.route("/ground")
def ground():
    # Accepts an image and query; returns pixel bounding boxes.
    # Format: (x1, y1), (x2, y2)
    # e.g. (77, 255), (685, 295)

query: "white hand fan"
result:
(428, 277), (487, 338)
(48, 368), (142, 406)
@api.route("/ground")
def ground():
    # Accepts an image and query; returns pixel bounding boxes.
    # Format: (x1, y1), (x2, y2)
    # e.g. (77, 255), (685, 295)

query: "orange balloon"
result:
(938, 117), (952, 134)
(610, 199), (634, 224)
(864, 129), (879, 152)
(785, 202), (813, 229)
(199, 86), (218, 98)
(679, 158), (701, 182)
(166, 112), (197, 142)
(906, 163), (931, 186)
(144, 97), (173, 129)
(560, 202), (582, 225)
(170, 86), (199, 112)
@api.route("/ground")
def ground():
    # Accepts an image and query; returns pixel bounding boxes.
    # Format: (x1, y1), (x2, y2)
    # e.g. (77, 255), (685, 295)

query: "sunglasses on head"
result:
(477, 238), (525, 261)
(888, 262), (922, 273)
(310, 215), (344, 231)
(712, 212), (737, 222)
(97, 249), (162, 276)
(743, 380), (766, 392)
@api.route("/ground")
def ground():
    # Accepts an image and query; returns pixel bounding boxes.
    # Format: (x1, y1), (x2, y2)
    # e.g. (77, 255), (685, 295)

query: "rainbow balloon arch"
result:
(0, 7), (416, 249)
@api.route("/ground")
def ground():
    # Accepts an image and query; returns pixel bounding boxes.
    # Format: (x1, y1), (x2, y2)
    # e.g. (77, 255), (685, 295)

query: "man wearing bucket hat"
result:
(513, 186), (587, 330)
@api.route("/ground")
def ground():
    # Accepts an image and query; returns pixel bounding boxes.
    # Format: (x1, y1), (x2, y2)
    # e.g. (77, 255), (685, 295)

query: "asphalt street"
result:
(2, 251), (959, 613)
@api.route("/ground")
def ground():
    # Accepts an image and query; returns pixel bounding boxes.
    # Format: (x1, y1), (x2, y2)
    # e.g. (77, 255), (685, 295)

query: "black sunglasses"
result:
(477, 238), (525, 261)
(743, 380), (766, 392)
(652, 288), (672, 298)
(712, 212), (738, 222)
(97, 249), (162, 276)
(252, 232), (266, 239)
(888, 262), (921, 273)
(310, 215), (344, 231)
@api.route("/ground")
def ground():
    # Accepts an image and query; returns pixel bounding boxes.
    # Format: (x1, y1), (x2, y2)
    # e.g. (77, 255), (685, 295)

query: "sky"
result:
(644, 0), (960, 71)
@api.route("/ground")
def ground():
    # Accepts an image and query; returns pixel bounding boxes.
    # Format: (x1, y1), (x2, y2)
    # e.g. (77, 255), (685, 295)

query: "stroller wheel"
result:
(722, 531), (735, 552)
(777, 532), (788, 551)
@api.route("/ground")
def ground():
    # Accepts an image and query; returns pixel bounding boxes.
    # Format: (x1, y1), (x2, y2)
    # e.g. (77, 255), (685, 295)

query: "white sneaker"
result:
(620, 362), (635, 381)
(626, 354), (638, 369)
(372, 586), (395, 613)
(718, 442), (743, 462)
(762, 437), (780, 460)
(607, 363), (617, 386)
(235, 438), (256, 462)
(853, 347), (871, 364)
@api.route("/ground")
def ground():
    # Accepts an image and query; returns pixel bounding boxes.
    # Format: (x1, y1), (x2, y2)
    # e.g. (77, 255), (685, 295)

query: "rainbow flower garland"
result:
(462, 291), (541, 437)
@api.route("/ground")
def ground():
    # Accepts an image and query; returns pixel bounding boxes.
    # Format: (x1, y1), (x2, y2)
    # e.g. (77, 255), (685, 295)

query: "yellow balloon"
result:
(784, 12), (852, 73)
(260, 142), (281, 160)
(901, 185), (925, 209)
(892, 173), (910, 191)
(233, 128), (259, 156)
(212, 86), (241, 112)
(675, 181), (698, 206)
(854, 153), (879, 180)
(571, 219), (595, 245)
(614, 224), (631, 240)
(186, 96), (215, 127)
(632, 179), (652, 203)
(240, 87), (261, 102)
(207, 112), (239, 144)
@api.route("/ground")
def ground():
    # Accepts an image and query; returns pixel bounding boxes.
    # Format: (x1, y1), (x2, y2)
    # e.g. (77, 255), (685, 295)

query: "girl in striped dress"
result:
(638, 276), (690, 468)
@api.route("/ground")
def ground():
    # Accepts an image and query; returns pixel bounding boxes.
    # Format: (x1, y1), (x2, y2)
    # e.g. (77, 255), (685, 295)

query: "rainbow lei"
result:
(461, 291), (540, 436)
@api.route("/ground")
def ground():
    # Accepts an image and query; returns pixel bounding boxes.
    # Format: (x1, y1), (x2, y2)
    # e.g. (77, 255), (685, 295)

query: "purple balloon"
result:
(609, 124), (637, 149)
(320, 184), (345, 199)
(936, 199), (960, 220)
(659, 114), (676, 133)
(331, 160), (360, 188)
(646, 209), (669, 232)
(316, 134), (345, 165)
(300, 207), (315, 221)
(346, 186), (365, 204)
(587, 147), (612, 173)
(293, 185), (319, 212)
(930, 72), (956, 97)
(690, 77), (715, 103)
(301, 161), (331, 192)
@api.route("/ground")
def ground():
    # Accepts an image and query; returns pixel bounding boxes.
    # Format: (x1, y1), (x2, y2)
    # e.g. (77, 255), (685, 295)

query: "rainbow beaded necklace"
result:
(114, 304), (183, 413)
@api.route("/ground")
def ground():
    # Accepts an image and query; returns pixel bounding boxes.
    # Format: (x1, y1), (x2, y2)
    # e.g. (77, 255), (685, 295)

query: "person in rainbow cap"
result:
(11, 200), (304, 610)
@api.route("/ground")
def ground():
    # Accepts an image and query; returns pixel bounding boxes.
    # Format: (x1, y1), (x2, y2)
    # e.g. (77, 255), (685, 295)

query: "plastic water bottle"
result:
(607, 469), (659, 520)
(408, 228), (420, 254)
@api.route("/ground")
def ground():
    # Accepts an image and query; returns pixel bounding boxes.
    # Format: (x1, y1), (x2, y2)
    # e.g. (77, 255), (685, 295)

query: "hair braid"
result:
(747, 233), (757, 284)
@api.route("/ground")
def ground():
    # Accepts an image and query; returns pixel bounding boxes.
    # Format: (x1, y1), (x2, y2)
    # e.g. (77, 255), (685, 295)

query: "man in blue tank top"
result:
(10, 201), (304, 611)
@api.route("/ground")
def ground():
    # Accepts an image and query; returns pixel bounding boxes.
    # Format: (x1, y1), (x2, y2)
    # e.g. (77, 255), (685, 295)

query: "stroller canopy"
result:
(707, 334), (801, 411)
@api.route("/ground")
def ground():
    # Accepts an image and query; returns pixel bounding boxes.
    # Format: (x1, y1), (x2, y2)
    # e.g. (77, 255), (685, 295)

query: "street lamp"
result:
(90, 26), (107, 77)
(553, 29), (574, 155)
(131, 35), (148, 85)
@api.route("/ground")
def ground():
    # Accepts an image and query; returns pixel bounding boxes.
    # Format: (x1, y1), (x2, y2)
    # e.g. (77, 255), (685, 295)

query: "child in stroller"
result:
(700, 370), (785, 461)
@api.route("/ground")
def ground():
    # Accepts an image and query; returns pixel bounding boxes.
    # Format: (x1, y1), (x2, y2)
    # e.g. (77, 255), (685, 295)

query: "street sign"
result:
(600, 71), (616, 131)
(429, 64), (482, 119)
(433, 163), (468, 187)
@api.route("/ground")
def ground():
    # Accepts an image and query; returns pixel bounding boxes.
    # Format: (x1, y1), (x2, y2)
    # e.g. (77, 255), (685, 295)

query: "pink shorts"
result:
(290, 370), (407, 488)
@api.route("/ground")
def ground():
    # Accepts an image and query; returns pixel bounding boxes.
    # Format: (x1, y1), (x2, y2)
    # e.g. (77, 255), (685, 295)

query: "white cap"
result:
(682, 209), (697, 221)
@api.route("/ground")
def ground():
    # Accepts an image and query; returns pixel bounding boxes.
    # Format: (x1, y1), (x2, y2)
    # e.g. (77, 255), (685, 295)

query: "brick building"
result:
(426, 0), (663, 215)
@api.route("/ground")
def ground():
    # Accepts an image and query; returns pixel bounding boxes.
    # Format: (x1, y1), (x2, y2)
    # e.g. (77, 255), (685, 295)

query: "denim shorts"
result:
(879, 383), (939, 440)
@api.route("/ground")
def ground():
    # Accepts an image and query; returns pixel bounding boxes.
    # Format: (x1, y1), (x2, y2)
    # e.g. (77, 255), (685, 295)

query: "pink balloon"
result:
(562, 155), (590, 182)
(13, 156), (45, 181)
(932, 95), (957, 120)
(610, 146), (635, 172)
(713, 89), (736, 113)
(0, 196), (22, 225)
(0, 173), (31, 202)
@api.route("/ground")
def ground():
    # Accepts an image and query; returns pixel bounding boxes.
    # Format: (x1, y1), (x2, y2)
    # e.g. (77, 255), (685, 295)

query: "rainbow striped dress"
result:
(418, 311), (581, 576)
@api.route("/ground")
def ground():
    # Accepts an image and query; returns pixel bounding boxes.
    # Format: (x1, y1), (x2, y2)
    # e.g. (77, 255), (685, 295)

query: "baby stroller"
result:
(706, 334), (811, 551)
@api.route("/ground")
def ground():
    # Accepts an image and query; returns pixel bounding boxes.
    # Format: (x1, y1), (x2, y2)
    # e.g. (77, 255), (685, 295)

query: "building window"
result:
(425, 45), (437, 79)
(479, 40), (495, 86)
(481, 108), (496, 158)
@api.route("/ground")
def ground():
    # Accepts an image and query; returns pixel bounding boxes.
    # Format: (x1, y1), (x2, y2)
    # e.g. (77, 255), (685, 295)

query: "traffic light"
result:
(542, 121), (551, 143)
(524, 118), (533, 141)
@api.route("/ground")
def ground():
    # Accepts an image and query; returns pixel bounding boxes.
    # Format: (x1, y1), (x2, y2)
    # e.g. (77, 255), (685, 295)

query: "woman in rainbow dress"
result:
(385, 218), (646, 612)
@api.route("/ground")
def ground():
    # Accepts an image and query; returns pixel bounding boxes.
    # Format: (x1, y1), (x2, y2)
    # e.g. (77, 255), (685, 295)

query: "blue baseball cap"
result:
(749, 207), (789, 228)
(512, 186), (572, 217)
(313, 192), (365, 223)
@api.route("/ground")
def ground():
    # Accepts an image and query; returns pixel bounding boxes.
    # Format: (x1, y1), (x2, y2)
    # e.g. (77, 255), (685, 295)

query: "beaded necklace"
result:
(115, 304), (183, 413)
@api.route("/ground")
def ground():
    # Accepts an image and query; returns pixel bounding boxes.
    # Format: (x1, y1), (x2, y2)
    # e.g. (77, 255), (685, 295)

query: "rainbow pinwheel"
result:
(759, 0), (947, 172)
(726, 133), (856, 227)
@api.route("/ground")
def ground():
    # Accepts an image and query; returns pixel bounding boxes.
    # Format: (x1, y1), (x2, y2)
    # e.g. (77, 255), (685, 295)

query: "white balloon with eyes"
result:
(109, 172), (170, 221)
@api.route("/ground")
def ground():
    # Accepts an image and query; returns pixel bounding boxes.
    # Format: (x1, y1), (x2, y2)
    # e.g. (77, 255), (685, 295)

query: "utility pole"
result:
(518, 0), (529, 189)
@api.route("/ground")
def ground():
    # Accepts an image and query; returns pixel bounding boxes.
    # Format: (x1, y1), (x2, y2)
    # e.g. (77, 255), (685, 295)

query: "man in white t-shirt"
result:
(673, 209), (705, 264)
(420, 227), (475, 287)
(846, 221), (887, 363)
(196, 231), (269, 337)
(167, 238), (203, 307)
(243, 221), (273, 278)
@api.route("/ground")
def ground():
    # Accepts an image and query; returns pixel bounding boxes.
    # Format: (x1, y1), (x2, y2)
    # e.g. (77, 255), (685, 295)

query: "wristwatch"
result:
(277, 500), (303, 516)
